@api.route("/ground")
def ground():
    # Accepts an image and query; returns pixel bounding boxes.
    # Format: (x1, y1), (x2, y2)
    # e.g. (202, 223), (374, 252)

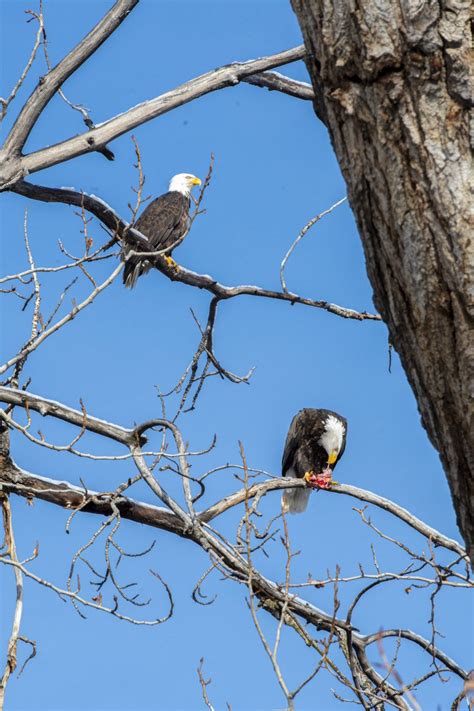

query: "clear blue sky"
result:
(1, 1), (472, 709)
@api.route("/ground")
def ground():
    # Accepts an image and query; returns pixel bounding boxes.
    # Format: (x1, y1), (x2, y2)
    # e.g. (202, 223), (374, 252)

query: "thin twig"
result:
(0, 494), (24, 710)
(280, 197), (347, 293)
(0, 5), (45, 121)
(197, 658), (215, 711)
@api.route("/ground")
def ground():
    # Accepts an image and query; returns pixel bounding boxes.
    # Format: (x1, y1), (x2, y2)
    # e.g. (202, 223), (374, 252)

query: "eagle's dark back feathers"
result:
(123, 191), (190, 288)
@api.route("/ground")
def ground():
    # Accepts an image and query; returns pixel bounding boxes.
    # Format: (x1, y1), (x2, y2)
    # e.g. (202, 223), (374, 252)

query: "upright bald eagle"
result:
(123, 173), (201, 288)
(281, 408), (347, 514)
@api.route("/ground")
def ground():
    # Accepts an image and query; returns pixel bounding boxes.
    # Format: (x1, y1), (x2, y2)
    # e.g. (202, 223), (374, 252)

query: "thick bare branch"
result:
(1, 46), (305, 186)
(0, 466), (186, 538)
(242, 71), (314, 101)
(0, 462), (466, 681)
(2, 0), (139, 157)
(201, 479), (466, 558)
(0, 386), (134, 445)
(11, 181), (129, 236)
(9, 182), (380, 321)
(363, 629), (466, 681)
(0, 391), (464, 557)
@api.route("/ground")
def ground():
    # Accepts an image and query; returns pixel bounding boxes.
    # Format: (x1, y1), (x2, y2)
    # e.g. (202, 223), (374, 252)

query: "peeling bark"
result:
(291, 0), (473, 561)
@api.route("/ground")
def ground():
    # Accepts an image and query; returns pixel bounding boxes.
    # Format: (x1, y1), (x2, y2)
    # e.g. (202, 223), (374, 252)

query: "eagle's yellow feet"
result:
(304, 469), (335, 489)
(164, 255), (179, 271)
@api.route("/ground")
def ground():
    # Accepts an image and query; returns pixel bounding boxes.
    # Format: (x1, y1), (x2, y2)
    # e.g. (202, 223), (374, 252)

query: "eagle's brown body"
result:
(123, 191), (191, 288)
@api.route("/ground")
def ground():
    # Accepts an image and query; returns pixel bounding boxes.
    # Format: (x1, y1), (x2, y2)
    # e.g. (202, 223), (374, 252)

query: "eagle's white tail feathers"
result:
(124, 263), (140, 289)
(124, 259), (151, 289)
(282, 487), (310, 514)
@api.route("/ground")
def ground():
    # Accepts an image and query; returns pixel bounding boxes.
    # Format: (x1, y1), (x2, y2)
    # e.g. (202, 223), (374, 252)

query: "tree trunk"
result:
(291, 0), (473, 561)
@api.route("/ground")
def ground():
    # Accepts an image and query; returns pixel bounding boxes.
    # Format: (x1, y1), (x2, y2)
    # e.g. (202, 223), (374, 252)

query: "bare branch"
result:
(2, 0), (139, 158)
(15, 637), (36, 679)
(0, 386), (134, 444)
(0, 555), (170, 625)
(0, 6), (45, 121)
(0, 247), (113, 285)
(0, 494), (24, 710)
(243, 443), (293, 708)
(11, 182), (128, 238)
(363, 628), (467, 679)
(0, 466), (189, 539)
(7, 46), (305, 183)
(197, 658), (216, 711)
(7, 211), (42, 388)
(0, 263), (123, 377)
(280, 197), (347, 293)
(243, 70), (314, 101)
(376, 633), (422, 711)
(9, 182), (380, 322)
(0, 463), (467, 683)
(0, 390), (465, 557)
(40, 13), (115, 162)
(201, 479), (466, 558)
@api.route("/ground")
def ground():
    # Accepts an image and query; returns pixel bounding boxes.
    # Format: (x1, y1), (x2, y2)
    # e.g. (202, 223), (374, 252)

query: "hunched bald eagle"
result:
(123, 173), (201, 288)
(281, 408), (347, 514)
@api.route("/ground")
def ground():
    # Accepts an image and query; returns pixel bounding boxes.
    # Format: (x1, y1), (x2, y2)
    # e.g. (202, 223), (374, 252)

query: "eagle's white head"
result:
(318, 415), (345, 465)
(169, 173), (201, 196)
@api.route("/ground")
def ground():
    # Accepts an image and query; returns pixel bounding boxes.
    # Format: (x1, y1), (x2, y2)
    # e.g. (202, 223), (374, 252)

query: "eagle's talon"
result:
(164, 255), (179, 271)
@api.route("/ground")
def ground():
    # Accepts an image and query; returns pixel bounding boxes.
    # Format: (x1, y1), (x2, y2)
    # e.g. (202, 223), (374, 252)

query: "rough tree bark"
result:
(291, 0), (473, 562)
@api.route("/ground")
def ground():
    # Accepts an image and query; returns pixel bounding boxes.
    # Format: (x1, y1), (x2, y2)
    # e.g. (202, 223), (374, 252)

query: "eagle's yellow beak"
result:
(191, 177), (202, 186)
(328, 450), (338, 465)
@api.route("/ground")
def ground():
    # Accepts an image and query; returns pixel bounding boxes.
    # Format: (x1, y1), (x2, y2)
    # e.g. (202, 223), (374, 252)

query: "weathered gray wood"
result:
(0, 386), (134, 444)
(0, 0), (139, 186)
(0, 46), (305, 188)
(243, 71), (314, 100)
(291, 0), (473, 562)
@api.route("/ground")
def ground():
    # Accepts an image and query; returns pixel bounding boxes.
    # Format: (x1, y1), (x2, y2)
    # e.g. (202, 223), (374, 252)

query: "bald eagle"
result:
(123, 173), (201, 288)
(281, 408), (347, 514)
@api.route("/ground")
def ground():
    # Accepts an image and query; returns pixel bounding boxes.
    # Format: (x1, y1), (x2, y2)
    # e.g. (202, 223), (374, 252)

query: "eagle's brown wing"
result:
(281, 411), (312, 513)
(281, 411), (303, 477)
(135, 192), (189, 250)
